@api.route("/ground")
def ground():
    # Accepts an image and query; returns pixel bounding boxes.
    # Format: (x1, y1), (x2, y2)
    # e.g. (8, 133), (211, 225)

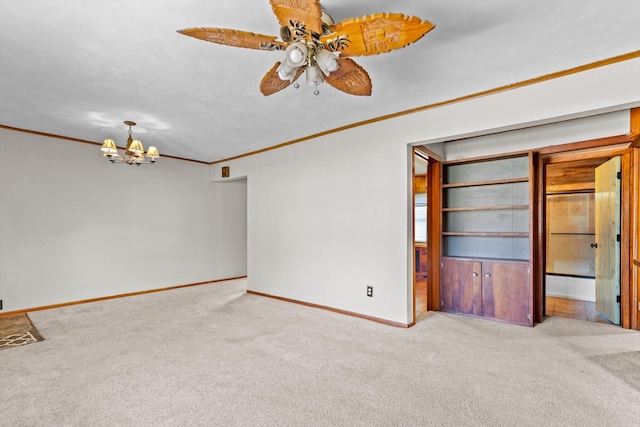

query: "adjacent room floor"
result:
(546, 296), (612, 324)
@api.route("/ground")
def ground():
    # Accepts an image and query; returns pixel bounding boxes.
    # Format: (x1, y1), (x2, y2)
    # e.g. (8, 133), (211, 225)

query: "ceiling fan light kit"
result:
(100, 121), (160, 166)
(178, 0), (435, 96)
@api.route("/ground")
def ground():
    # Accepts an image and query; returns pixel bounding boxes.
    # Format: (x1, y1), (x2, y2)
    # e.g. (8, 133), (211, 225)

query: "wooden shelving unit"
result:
(440, 152), (533, 326)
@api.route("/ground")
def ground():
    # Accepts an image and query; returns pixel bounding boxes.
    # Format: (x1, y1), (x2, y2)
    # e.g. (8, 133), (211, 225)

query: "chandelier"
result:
(276, 11), (340, 96)
(100, 121), (159, 165)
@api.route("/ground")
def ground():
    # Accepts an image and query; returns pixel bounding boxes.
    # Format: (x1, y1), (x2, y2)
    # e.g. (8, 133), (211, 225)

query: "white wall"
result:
(0, 129), (247, 312)
(441, 110), (630, 160)
(208, 125), (412, 323)
(213, 57), (640, 326)
(546, 275), (595, 302)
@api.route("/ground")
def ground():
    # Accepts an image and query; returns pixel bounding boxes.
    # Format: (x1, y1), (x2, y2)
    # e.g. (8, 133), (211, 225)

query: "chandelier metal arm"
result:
(108, 158), (158, 165)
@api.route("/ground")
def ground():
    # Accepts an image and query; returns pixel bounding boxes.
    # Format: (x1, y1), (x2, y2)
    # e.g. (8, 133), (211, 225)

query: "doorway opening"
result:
(412, 147), (442, 323)
(413, 152), (428, 319)
(544, 157), (620, 325)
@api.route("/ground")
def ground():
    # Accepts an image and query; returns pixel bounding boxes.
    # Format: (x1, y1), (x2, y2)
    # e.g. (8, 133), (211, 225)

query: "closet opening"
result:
(544, 157), (621, 325)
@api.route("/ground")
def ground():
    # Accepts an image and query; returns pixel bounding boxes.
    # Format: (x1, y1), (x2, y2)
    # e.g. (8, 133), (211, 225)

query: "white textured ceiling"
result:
(1, 1), (639, 163)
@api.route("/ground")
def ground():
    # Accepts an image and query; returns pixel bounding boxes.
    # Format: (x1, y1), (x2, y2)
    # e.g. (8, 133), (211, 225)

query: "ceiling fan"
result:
(178, 0), (435, 96)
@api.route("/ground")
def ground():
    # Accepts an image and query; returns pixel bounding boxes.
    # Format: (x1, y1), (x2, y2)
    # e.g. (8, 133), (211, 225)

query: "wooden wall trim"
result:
(537, 134), (631, 155)
(4, 52), (637, 166)
(443, 149), (532, 165)
(412, 149), (418, 325)
(415, 145), (443, 163)
(427, 160), (442, 312)
(544, 148), (631, 165)
(210, 51), (640, 165)
(534, 152), (546, 322)
(633, 107), (640, 328)
(0, 124), (210, 165)
(632, 147), (640, 329)
(0, 276), (247, 318)
(246, 290), (414, 328)
(630, 108), (640, 148)
(621, 153), (632, 329)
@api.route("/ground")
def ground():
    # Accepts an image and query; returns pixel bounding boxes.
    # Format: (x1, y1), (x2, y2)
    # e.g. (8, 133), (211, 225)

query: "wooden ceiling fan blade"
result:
(324, 58), (372, 96)
(321, 13), (435, 57)
(178, 27), (287, 51)
(270, 0), (323, 38)
(260, 62), (305, 96)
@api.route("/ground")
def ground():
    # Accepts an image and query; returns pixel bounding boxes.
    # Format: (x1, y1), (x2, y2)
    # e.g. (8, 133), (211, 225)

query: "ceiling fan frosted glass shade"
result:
(277, 64), (297, 82)
(289, 48), (304, 63)
(315, 49), (339, 75)
(277, 60), (299, 82)
(285, 42), (307, 67)
(306, 65), (323, 86)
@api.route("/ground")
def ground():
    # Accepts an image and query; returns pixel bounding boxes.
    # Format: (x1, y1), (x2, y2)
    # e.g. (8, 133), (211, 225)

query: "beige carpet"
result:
(1, 278), (639, 426)
(589, 351), (640, 391)
(0, 313), (44, 350)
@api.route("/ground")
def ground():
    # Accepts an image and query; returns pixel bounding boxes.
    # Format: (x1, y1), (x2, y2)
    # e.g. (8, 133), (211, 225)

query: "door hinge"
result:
(616, 295), (621, 303)
(616, 171), (621, 179)
(617, 234), (621, 242)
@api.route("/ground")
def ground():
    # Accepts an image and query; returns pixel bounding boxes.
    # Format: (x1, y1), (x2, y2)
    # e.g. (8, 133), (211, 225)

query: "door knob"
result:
(591, 243), (598, 248)
(472, 272), (478, 277)
(484, 273), (491, 278)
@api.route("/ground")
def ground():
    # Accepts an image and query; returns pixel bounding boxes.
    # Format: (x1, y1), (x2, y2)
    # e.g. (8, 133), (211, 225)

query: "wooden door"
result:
(594, 156), (621, 325)
(441, 257), (482, 316)
(481, 261), (532, 326)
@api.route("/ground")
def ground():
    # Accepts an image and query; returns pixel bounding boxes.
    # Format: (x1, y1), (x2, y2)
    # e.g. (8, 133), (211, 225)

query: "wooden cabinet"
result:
(440, 153), (533, 326)
(481, 260), (531, 325)
(441, 257), (482, 316)
(441, 257), (532, 326)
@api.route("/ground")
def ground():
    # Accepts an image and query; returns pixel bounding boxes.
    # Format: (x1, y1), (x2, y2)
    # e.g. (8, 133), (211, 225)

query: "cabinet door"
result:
(481, 261), (531, 325)
(441, 258), (482, 316)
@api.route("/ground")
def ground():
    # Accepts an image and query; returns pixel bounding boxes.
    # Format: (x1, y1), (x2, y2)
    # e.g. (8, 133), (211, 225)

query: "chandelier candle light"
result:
(100, 121), (159, 165)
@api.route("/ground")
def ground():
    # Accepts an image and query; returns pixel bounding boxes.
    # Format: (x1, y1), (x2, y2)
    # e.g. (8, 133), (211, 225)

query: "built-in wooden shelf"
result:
(442, 232), (529, 237)
(440, 152), (533, 326)
(442, 177), (529, 189)
(442, 205), (529, 212)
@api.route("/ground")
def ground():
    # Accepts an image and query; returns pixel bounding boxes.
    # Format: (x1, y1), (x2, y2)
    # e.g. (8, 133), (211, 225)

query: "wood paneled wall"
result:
(545, 158), (604, 193)
(414, 175), (427, 193)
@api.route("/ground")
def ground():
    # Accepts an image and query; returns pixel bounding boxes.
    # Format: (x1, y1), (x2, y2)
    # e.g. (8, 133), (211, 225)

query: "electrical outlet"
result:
(366, 286), (373, 297)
